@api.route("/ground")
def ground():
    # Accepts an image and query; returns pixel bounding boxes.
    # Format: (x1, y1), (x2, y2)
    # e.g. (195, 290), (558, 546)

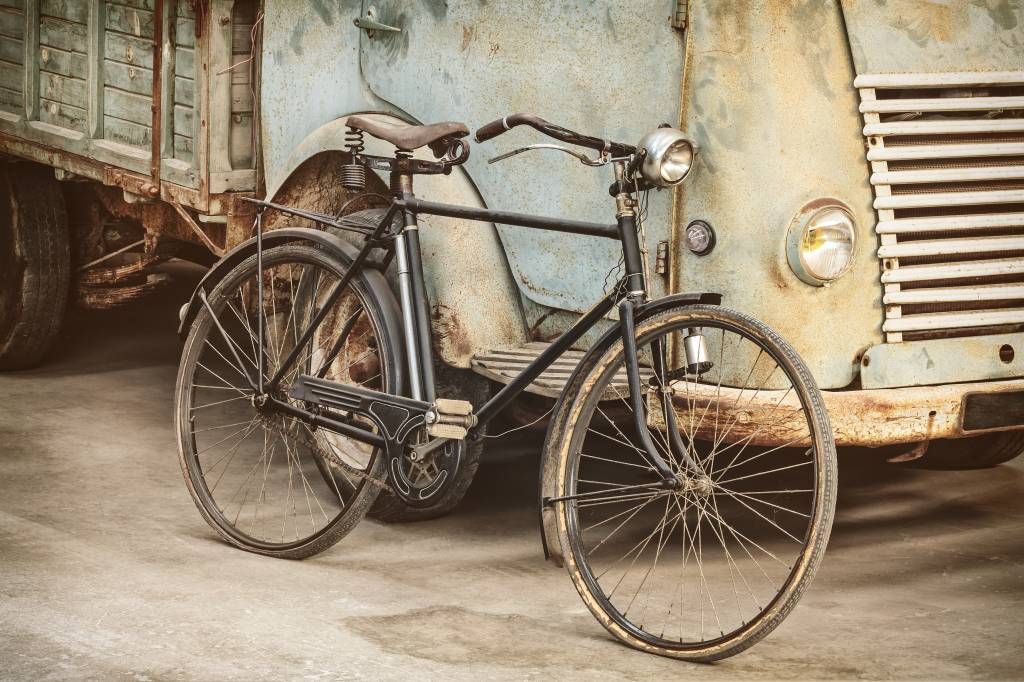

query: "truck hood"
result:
(840, 0), (1024, 75)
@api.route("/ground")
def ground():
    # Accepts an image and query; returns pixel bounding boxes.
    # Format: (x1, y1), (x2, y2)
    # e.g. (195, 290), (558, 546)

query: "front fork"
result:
(612, 161), (704, 486)
(618, 298), (705, 484)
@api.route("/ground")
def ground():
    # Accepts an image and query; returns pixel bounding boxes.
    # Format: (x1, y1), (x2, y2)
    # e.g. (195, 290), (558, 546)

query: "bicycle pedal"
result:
(425, 398), (476, 439)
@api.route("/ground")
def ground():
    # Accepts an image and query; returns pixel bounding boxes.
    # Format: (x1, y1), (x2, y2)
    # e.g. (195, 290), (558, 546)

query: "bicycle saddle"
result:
(346, 116), (469, 155)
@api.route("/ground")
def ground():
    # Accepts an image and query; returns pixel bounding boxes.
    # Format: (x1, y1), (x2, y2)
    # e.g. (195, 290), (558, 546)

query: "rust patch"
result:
(264, 151), (389, 233)
(432, 303), (473, 358)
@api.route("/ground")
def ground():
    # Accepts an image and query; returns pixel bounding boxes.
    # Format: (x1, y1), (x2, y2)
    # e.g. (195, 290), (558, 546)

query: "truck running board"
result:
(471, 342), (653, 399)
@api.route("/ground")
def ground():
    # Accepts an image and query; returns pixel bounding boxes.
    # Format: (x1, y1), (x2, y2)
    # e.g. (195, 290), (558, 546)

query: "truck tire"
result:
(918, 431), (1024, 469)
(325, 207), (492, 523)
(0, 163), (70, 370)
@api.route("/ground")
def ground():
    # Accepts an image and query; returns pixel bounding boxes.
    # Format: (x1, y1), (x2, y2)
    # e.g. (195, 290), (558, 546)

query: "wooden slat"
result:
(881, 257), (1024, 284)
(38, 43), (86, 77)
(855, 71), (1024, 88)
(877, 235), (1024, 259)
(105, 3), (153, 38)
(883, 309), (1024, 332)
(0, 36), (22, 63)
(864, 118), (1024, 137)
(105, 31), (152, 68)
(103, 58), (151, 95)
(883, 284), (1024, 305)
(104, 86), (150, 125)
(874, 189), (1024, 210)
(38, 70), (85, 106)
(876, 213), (1024, 235)
(40, 0), (87, 23)
(38, 96), (85, 131)
(38, 15), (85, 51)
(860, 95), (1024, 114)
(867, 142), (1024, 162)
(871, 165), (1024, 186)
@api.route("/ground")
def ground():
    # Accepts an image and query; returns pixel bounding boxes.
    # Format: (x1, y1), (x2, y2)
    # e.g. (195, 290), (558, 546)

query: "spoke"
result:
(209, 419), (266, 493)
(193, 418), (259, 435)
(596, 407), (662, 472)
(575, 490), (671, 509)
(582, 494), (662, 533)
(712, 484), (804, 544)
(582, 493), (665, 558)
(202, 337), (249, 384)
(190, 395), (250, 411)
(226, 297), (261, 371)
(195, 361), (249, 397)
(626, 508), (682, 624)
(604, 497), (678, 597)
(191, 384), (250, 393)
(700, 500), (790, 572)
(717, 459), (812, 486)
(714, 485), (812, 519)
(580, 451), (652, 471)
(195, 418), (259, 457)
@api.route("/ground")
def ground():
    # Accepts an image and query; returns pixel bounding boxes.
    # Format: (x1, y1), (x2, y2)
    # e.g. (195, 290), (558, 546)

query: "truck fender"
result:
(537, 291), (722, 565)
(176, 227), (406, 396)
(266, 113), (528, 368)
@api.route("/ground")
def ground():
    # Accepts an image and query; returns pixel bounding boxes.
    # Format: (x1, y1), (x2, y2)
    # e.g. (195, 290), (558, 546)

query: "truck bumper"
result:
(653, 378), (1024, 448)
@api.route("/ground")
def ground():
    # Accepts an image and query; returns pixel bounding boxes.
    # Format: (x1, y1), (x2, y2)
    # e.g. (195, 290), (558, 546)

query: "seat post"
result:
(391, 164), (436, 402)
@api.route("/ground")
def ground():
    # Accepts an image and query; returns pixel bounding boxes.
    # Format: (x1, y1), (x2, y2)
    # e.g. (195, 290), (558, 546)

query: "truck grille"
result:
(856, 72), (1024, 342)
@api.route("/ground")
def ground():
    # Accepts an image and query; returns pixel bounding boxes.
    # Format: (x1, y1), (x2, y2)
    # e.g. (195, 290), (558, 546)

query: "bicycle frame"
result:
(245, 159), (702, 485)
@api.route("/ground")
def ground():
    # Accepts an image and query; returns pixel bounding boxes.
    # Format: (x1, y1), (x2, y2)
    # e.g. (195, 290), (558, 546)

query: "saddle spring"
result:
(342, 126), (367, 191)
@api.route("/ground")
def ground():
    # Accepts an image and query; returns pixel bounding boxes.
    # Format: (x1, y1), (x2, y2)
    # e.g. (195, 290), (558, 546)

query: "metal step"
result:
(471, 342), (651, 399)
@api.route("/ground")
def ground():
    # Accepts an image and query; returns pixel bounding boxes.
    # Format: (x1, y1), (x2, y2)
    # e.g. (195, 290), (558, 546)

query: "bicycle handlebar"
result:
(475, 113), (635, 157)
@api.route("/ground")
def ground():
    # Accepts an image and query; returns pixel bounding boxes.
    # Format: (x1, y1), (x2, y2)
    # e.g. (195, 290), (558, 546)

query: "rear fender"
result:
(176, 227), (406, 393)
(537, 291), (721, 565)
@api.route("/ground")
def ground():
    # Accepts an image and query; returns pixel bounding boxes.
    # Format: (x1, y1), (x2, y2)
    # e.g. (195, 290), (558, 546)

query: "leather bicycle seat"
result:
(347, 116), (469, 154)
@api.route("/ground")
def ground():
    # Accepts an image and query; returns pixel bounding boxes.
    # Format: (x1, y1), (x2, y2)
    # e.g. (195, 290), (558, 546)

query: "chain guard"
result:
(290, 374), (463, 507)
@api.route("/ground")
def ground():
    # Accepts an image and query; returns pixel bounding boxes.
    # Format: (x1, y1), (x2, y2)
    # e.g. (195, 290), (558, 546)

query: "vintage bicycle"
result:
(174, 113), (837, 661)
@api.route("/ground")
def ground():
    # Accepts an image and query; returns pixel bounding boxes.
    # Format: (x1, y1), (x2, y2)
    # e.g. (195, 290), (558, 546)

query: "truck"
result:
(2, 0), (1023, 517)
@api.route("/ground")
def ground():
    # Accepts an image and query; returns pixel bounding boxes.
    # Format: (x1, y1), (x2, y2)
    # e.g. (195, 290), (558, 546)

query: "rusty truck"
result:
(2, 1), (1023, 518)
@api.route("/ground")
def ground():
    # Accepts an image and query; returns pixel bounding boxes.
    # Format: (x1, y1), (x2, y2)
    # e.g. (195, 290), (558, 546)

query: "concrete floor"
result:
(1, 266), (1023, 681)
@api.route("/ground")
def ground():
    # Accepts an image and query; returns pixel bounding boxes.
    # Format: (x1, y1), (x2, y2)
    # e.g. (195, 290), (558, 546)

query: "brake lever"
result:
(488, 143), (608, 166)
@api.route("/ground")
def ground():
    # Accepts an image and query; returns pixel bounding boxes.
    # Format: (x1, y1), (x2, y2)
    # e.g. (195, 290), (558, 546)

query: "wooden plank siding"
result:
(169, 0), (193, 163)
(0, 4), (24, 116)
(37, 3), (86, 132)
(102, 2), (152, 150)
(0, 0), (254, 202)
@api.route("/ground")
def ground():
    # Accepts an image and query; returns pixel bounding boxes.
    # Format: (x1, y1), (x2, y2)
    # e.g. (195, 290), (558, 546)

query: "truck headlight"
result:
(787, 203), (856, 286)
(636, 128), (695, 187)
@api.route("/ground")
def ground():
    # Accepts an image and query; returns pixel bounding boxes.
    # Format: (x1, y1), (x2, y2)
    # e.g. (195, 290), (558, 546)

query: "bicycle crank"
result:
(289, 375), (476, 507)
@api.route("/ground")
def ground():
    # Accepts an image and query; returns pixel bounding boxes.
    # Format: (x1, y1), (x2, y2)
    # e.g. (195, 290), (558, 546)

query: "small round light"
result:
(787, 204), (856, 285)
(684, 220), (715, 256)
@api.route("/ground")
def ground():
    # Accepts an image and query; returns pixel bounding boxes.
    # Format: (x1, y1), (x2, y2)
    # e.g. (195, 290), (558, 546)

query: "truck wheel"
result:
(368, 365), (491, 522)
(918, 431), (1024, 469)
(0, 163), (70, 370)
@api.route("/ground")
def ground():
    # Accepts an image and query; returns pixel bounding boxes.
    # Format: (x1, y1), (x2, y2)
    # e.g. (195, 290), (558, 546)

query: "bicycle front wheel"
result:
(546, 304), (836, 661)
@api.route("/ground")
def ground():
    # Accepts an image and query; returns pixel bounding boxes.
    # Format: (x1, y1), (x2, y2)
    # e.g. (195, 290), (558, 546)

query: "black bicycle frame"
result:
(254, 165), (696, 484)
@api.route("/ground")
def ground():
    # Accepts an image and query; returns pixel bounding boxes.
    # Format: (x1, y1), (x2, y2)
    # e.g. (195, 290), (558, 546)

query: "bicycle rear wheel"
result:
(175, 243), (398, 559)
(546, 304), (836, 660)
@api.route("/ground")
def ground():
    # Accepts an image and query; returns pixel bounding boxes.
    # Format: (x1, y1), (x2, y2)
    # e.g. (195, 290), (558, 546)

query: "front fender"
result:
(537, 291), (721, 565)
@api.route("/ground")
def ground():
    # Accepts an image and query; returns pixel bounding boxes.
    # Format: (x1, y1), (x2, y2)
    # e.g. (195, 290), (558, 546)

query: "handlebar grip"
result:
(475, 117), (513, 143)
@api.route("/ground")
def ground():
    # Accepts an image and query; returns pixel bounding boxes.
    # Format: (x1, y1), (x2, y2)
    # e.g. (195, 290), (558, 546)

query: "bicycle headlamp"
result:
(636, 128), (695, 187)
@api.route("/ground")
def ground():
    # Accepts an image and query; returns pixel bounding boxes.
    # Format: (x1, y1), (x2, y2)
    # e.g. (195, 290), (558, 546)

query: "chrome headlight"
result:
(636, 128), (695, 187)
(786, 203), (856, 286)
